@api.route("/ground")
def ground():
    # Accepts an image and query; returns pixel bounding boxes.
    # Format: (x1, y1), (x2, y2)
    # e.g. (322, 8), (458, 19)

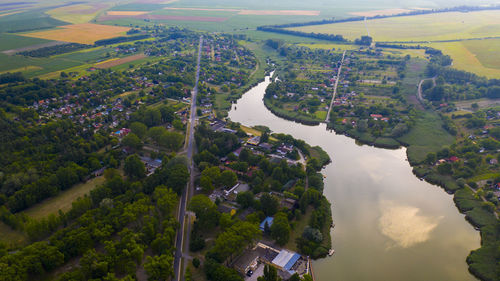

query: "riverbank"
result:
(264, 94), (404, 150)
(230, 67), (480, 281)
(263, 97), (322, 126)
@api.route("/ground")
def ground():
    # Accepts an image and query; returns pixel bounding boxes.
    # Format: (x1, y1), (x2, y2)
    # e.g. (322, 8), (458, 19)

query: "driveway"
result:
(245, 263), (264, 281)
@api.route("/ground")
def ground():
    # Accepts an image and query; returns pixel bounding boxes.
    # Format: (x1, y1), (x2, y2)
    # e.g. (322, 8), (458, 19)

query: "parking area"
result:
(245, 263), (264, 281)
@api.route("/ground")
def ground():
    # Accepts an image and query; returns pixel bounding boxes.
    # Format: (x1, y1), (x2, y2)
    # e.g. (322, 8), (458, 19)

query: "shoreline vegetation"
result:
(261, 71), (499, 281)
(252, 44), (498, 279)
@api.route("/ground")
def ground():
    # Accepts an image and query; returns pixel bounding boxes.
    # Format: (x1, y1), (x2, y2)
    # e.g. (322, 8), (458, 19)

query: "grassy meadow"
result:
(399, 111), (455, 164)
(22, 176), (106, 219)
(0, 222), (26, 247)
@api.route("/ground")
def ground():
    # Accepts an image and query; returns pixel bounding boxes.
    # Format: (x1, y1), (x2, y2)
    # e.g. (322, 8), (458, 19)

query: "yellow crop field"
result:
(47, 3), (109, 24)
(290, 10), (500, 42)
(21, 23), (130, 44)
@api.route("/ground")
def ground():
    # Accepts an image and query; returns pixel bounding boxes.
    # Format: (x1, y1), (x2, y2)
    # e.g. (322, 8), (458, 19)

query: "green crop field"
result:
(0, 33), (52, 52)
(55, 47), (111, 63)
(414, 39), (500, 79)
(46, 3), (108, 24)
(0, 53), (84, 77)
(0, 9), (67, 33)
(290, 10), (500, 42)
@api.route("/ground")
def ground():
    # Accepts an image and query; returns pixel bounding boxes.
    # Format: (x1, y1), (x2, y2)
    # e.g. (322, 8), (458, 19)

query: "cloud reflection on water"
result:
(379, 200), (442, 248)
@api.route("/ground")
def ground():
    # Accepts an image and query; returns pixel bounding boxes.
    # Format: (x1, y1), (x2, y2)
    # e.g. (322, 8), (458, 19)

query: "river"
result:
(228, 74), (480, 281)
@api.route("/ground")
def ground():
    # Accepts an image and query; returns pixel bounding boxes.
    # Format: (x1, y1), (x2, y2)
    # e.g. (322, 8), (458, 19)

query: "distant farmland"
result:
(95, 53), (147, 68)
(46, 3), (110, 24)
(289, 10), (500, 42)
(288, 10), (500, 78)
(415, 39), (500, 79)
(21, 23), (130, 44)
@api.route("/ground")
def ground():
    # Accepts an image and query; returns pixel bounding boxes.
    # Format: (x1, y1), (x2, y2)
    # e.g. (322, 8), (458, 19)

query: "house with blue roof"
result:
(259, 217), (274, 231)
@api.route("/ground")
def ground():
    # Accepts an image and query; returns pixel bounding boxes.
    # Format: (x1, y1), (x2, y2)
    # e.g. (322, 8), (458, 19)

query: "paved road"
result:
(173, 35), (203, 281)
(325, 50), (346, 123)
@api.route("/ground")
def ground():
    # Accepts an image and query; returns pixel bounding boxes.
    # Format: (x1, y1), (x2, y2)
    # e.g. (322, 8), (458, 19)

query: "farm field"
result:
(297, 43), (359, 51)
(95, 53), (147, 68)
(349, 8), (413, 17)
(289, 10), (500, 42)
(106, 11), (149, 16)
(0, 46), (116, 78)
(163, 7), (320, 15)
(23, 176), (106, 219)
(0, 33), (53, 52)
(415, 39), (500, 78)
(453, 98), (500, 111)
(0, 66), (42, 74)
(54, 47), (112, 63)
(0, 9), (67, 33)
(46, 3), (110, 24)
(20, 23), (130, 44)
(0, 52), (84, 77)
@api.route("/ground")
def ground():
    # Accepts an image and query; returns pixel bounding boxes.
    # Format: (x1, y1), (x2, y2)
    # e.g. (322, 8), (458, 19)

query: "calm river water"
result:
(228, 74), (480, 281)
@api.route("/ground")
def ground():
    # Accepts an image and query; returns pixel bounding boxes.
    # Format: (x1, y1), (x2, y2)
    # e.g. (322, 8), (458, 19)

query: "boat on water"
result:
(328, 249), (335, 256)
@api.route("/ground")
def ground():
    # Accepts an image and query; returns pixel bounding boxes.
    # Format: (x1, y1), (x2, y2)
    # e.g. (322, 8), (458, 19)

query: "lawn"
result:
(290, 10), (500, 42)
(214, 92), (232, 114)
(314, 111), (327, 120)
(23, 176), (106, 219)
(285, 207), (313, 252)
